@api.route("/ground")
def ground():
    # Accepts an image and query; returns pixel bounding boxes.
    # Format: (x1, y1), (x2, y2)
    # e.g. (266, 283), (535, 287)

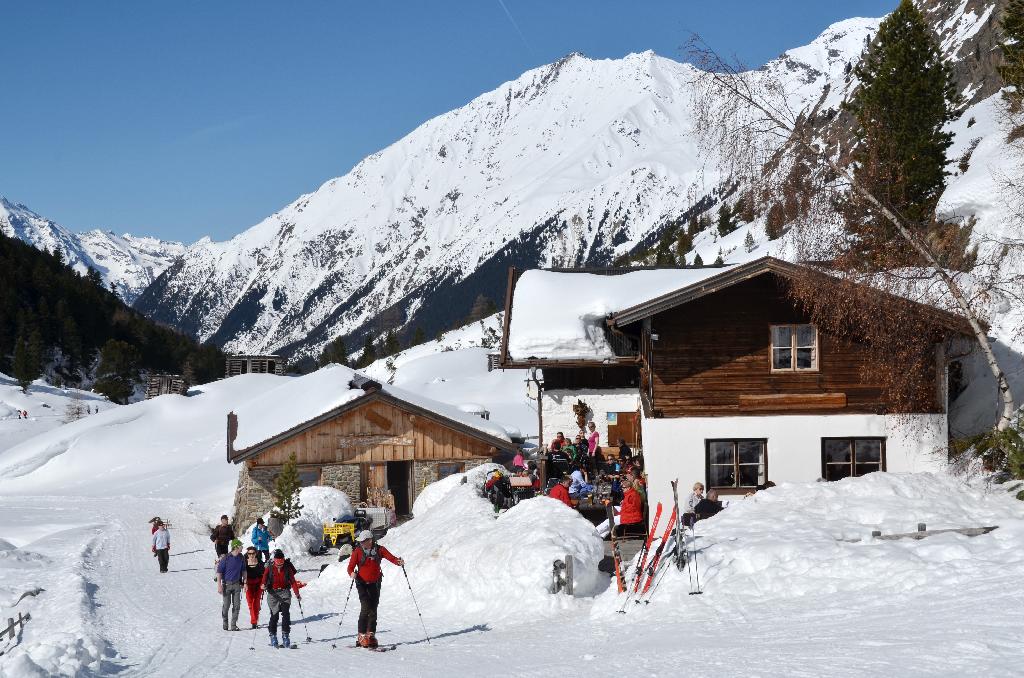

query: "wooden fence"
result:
(0, 612), (31, 656)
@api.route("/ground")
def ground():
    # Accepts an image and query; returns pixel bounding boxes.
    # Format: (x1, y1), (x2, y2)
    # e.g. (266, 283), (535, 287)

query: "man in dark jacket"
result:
(210, 515), (235, 559)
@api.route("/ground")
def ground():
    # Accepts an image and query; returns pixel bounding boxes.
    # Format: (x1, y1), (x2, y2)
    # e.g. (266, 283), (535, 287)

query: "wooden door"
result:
(607, 412), (640, 448)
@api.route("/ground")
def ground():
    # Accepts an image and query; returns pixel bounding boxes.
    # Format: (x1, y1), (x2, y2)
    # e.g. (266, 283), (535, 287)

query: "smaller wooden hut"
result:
(227, 366), (515, 527)
(145, 374), (189, 399)
(225, 354), (286, 377)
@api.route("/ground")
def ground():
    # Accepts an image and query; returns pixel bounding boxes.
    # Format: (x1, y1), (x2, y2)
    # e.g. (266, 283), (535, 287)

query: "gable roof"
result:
(227, 364), (514, 463)
(608, 256), (975, 335)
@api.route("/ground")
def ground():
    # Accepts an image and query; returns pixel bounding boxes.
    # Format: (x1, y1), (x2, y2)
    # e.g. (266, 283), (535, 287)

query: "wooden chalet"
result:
(227, 368), (514, 527)
(225, 354), (286, 377)
(145, 374), (189, 399)
(499, 256), (973, 513)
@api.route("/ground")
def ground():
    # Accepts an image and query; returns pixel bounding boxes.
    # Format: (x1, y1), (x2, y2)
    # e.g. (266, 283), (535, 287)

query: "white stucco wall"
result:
(641, 413), (948, 515)
(541, 388), (640, 449)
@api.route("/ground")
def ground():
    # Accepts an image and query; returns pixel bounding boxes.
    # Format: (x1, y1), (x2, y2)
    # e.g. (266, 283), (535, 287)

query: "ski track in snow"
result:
(3, 493), (1023, 677)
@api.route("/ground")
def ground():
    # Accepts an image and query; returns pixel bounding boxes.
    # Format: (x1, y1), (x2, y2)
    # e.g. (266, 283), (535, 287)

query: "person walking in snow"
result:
(216, 539), (246, 631)
(348, 530), (404, 649)
(210, 515), (235, 562)
(548, 475), (573, 508)
(243, 546), (265, 629)
(251, 517), (271, 563)
(152, 521), (171, 573)
(261, 549), (301, 648)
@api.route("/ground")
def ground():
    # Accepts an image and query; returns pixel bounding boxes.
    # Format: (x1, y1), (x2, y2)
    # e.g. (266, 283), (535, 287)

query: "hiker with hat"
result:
(347, 530), (404, 649)
(216, 539), (246, 631)
(261, 548), (301, 648)
(251, 517), (271, 563)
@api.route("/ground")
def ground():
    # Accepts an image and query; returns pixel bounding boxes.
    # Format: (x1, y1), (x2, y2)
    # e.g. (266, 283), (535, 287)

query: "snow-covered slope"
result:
(0, 372), (118, 456)
(133, 16), (884, 360)
(0, 373), (287, 502)
(0, 197), (184, 302)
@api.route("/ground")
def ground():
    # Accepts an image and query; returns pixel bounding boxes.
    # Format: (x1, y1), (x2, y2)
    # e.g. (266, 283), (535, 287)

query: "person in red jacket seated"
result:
(347, 530), (404, 649)
(615, 480), (645, 537)
(548, 475), (573, 508)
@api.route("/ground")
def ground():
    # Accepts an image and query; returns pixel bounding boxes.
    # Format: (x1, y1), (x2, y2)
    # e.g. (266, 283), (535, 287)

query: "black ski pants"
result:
(356, 580), (381, 634)
(267, 589), (291, 636)
(156, 548), (169, 572)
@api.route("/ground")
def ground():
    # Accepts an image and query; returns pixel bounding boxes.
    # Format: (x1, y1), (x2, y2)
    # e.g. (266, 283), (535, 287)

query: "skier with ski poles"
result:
(347, 530), (404, 649)
(261, 549), (302, 648)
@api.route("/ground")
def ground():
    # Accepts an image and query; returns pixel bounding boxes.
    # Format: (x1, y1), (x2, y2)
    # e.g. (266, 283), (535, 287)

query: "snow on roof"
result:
(506, 267), (731, 360)
(232, 364), (511, 451)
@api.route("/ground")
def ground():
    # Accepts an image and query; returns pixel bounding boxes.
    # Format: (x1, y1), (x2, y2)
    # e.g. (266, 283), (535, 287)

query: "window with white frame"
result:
(821, 438), (885, 481)
(770, 324), (818, 371)
(706, 439), (767, 490)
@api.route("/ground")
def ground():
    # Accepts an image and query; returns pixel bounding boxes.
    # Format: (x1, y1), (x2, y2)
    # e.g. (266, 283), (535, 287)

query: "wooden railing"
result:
(0, 612), (31, 657)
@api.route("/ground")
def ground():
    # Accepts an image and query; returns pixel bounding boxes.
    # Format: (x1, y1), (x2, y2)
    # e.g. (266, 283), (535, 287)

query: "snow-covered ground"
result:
(0, 372), (117, 456)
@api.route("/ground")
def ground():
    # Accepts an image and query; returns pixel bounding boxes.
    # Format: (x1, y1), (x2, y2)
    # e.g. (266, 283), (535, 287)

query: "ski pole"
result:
(401, 564), (430, 644)
(331, 575), (356, 649)
(684, 527), (696, 594)
(249, 590), (263, 651)
(689, 525), (703, 595)
(296, 598), (313, 644)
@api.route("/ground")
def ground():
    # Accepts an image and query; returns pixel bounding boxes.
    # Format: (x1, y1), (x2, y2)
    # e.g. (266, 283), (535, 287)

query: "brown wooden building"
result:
(225, 354), (286, 377)
(498, 257), (974, 513)
(227, 372), (513, 527)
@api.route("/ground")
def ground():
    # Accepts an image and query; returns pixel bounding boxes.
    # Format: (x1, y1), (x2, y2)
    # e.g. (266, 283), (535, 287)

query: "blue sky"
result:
(0, 1), (895, 243)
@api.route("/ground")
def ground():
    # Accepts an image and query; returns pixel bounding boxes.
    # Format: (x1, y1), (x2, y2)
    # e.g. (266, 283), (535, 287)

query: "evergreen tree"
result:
(693, 253), (704, 266)
(999, 0), (1024, 110)
(713, 251), (725, 265)
(716, 203), (736, 237)
(319, 336), (349, 367)
(357, 335), (377, 368)
(411, 326), (427, 347)
(843, 0), (960, 264)
(466, 294), (497, 323)
(687, 214), (700, 237)
(743, 231), (756, 253)
(270, 452), (304, 525)
(383, 329), (401, 357)
(12, 332), (40, 392)
(675, 229), (692, 260)
(94, 339), (141, 403)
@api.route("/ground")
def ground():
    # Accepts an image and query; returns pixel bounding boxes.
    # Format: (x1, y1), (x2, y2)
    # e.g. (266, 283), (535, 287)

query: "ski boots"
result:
(282, 634), (291, 648)
(269, 634), (279, 648)
(357, 633), (369, 648)
(367, 633), (378, 649)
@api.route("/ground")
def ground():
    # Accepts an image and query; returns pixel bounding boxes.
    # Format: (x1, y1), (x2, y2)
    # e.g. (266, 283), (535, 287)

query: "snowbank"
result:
(243, 486), (353, 558)
(306, 476), (605, 624)
(595, 473), (1024, 615)
(411, 462), (502, 517)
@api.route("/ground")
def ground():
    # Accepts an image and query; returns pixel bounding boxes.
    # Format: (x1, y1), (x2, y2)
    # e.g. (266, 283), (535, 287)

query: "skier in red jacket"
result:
(347, 530), (404, 649)
(548, 475), (573, 508)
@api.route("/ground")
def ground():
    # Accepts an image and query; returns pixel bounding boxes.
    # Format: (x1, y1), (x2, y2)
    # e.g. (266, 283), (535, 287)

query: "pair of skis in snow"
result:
(615, 479), (701, 611)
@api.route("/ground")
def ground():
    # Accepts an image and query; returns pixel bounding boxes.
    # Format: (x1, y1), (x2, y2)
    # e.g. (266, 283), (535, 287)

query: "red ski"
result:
(639, 506), (677, 597)
(632, 502), (662, 593)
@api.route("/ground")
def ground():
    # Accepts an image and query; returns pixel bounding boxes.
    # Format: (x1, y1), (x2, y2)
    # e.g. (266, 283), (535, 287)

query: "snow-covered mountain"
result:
(134, 0), (1008, 361)
(133, 17), (883, 359)
(0, 197), (185, 303)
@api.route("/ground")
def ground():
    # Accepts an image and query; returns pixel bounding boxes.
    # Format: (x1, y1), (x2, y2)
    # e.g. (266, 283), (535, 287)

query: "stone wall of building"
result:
(234, 457), (494, 525)
(232, 461), (277, 530)
(321, 463), (362, 502)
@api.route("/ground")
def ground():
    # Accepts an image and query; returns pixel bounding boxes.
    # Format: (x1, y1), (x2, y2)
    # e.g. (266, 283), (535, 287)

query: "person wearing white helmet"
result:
(347, 530), (404, 649)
